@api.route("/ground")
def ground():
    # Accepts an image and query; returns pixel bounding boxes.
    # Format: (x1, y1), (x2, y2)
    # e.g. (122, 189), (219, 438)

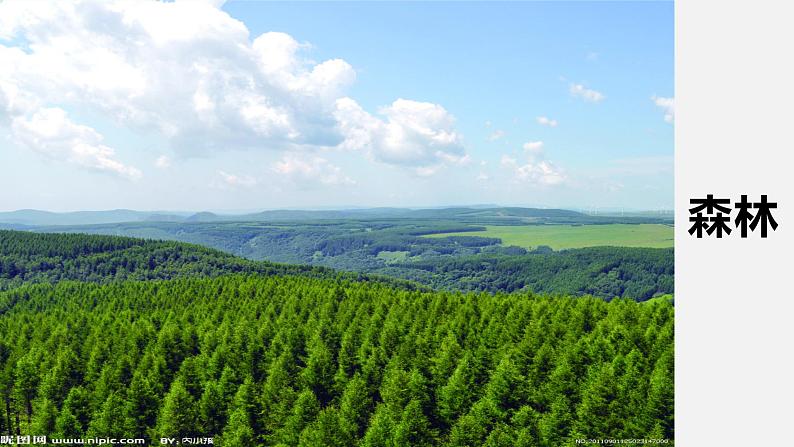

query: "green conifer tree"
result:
(88, 392), (130, 438)
(156, 378), (197, 438)
(360, 404), (395, 447)
(31, 398), (58, 435)
(394, 399), (434, 447)
(437, 353), (476, 426)
(275, 389), (320, 446)
(198, 380), (226, 436)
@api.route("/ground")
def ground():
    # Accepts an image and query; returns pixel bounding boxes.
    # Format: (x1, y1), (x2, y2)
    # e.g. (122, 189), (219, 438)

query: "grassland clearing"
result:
(424, 223), (673, 250)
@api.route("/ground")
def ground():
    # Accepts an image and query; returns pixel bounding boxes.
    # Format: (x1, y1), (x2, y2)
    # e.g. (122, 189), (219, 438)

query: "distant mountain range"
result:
(0, 206), (672, 227)
(0, 209), (194, 226)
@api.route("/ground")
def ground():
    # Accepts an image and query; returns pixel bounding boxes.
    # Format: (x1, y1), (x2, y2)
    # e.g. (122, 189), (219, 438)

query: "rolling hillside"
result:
(0, 230), (423, 292)
(2, 226), (673, 300)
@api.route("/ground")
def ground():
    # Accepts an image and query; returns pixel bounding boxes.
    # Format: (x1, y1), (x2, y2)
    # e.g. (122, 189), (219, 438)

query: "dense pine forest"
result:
(381, 246), (674, 300)
(21, 218), (674, 301)
(0, 231), (673, 445)
(0, 231), (423, 292)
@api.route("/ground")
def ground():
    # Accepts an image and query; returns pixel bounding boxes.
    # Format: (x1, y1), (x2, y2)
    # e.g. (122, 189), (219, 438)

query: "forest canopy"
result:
(0, 230), (422, 292)
(0, 230), (673, 445)
(0, 276), (673, 446)
(4, 227), (674, 301)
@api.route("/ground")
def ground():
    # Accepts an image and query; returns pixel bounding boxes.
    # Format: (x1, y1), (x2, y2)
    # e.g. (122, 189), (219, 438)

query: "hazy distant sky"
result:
(0, 1), (673, 212)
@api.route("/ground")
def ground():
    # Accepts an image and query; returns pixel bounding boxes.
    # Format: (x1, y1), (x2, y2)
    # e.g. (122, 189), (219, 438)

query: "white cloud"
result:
(0, 0), (465, 171)
(11, 107), (141, 179)
(570, 83), (605, 103)
(415, 166), (439, 177)
(155, 155), (172, 169)
(536, 116), (558, 127)
(216, 170), (257, 188)
(502, 140), (565, 186)
(652, 95), (674, 123)
(488, 129), (505, 141)
(334, 97), (467, 171)
(0, 80), (37, 124)
(501, 155), (565, 186)
(522, 141), (544, 154)
(476, 172), (490, 182)
(272, 154), (355, 186)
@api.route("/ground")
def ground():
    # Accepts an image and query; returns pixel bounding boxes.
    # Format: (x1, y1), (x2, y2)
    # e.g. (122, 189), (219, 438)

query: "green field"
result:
(425, 223), (674, 250)
(376, 250), (410, 263)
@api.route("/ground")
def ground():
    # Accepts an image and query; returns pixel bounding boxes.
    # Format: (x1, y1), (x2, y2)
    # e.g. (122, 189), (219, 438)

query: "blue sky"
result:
(0, 1), (673, 212)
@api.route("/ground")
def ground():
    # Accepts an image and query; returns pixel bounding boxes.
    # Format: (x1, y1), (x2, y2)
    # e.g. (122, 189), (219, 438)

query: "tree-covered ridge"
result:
(0, 275), (673, 446)
(18, 222), (674, 300)
(0, 230), (424, 292)
(383, 247), (674, 301)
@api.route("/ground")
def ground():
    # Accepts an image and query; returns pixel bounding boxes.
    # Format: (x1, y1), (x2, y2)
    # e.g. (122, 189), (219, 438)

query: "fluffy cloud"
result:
(11, 107), (141, 179)
(501, 155), (565, 186)
(0, 0), (466, 173)
(652, 95), (674, 123)
(536, 116), (558, 127)
(0, 81), (35, 124)
(154, 155), (172, 169)
(570, 83), (605, 103)
(272, 154), (355, 186)
(502, 140), (564, 186)
(334, 97), (467, 171)
(216, 170), (257, 188)
(522, 141), (544, 154)
(488, 129), (505, 141)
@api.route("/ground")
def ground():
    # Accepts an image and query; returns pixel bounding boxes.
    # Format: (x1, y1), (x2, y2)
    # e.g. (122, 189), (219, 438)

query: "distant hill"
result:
(0, 209), (193, 226)
(0, 230), (424, 291)
(0, 206), (673, 227)
(234, 207), (590, 221)
(185, 211), (223, 222)
(143, 213), (189, 222)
